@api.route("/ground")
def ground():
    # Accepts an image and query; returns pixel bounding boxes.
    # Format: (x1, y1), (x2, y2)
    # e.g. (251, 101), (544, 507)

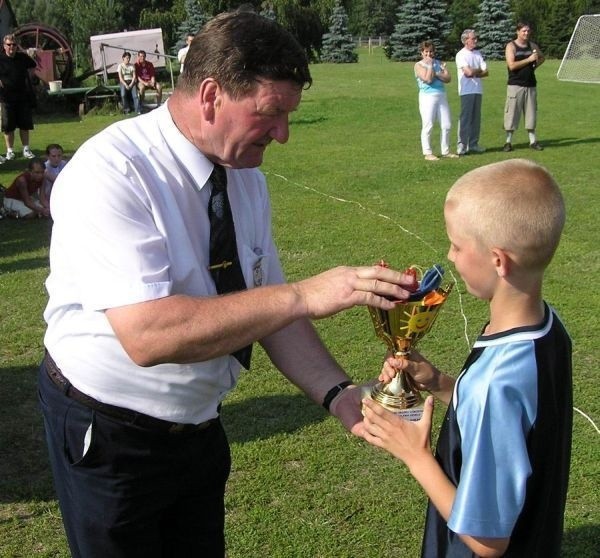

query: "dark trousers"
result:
(457, 93), (483, 152)
(38, 360), (231, 558)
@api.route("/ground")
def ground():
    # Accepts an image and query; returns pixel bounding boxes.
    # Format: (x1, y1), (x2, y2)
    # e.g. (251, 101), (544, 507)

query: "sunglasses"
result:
(5, 43), (17, 47)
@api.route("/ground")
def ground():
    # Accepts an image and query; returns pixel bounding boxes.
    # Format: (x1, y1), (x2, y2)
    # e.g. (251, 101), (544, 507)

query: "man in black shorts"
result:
(0, 34), (37, 161)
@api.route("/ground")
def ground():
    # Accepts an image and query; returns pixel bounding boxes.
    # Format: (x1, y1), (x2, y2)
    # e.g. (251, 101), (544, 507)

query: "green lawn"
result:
(1, 49), (598, 557)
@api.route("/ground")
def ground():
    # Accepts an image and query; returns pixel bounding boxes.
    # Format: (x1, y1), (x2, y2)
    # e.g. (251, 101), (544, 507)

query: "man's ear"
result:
(199, 78), (220, 122)
(491, 247), (512, 278)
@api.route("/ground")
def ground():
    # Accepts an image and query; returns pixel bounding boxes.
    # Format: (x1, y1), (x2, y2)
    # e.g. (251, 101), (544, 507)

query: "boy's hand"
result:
(361, 396), (434, 468)
(379, 349), (439, 391)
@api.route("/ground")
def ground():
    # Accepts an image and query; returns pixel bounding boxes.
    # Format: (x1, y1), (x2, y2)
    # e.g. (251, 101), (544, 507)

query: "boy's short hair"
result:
(445, 159), (565, 270)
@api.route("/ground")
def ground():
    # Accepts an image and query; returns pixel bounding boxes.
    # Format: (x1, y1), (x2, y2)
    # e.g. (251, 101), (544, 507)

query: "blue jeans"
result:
(120, 83), (140, 113)
(38, 361), (231, 558)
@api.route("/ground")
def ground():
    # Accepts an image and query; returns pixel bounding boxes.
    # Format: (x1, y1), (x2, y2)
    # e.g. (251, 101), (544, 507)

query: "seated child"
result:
(2, 158), (50, 218)
(43, 143), (67, 204)
(362, 159), (572, 558)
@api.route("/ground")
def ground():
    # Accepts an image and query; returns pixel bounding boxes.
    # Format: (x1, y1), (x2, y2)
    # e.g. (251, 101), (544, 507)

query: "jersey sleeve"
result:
(448, 341), (538, 538)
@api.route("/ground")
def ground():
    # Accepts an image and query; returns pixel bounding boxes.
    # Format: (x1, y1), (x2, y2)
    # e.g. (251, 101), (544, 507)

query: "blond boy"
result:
(362, 159), (572, 557)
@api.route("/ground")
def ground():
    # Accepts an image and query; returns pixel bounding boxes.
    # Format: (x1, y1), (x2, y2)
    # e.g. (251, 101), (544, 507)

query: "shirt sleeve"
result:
(51, 140), (173, 311)
(448, 341), (538, 538)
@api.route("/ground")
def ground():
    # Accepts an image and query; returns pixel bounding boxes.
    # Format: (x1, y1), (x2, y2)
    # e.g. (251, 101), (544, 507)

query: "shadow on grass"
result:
(291, 115), (328, 126)
(0, 365), (325, 503)
(0, 365), (55, 504)
(222, 394), (326, 444)
(0, 218), (51, 269)
(485, 136), (600, 153)
(562, 524), (600, 557)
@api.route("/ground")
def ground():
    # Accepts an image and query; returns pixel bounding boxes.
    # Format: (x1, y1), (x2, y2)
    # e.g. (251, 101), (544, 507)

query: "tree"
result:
(172, 0), (210, 54)
(387, 0), (452, 61)
(540, 0), (580, 57)
(447, 0), (479, 53)
(55, 0), (124, 73)
(320, 0), (357, 62)
(277, 2), (324, 62)
(475, 0), (515, 60)
(348, 0), (398, 37)
(12, 0), (71, 30)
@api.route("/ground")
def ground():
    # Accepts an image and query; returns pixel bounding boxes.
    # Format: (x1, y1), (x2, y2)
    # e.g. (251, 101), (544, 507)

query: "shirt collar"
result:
(155, 102), (214, 191)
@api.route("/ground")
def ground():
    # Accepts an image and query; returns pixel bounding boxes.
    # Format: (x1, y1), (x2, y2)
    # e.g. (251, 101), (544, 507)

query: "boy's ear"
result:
(491, 247), (512, 277)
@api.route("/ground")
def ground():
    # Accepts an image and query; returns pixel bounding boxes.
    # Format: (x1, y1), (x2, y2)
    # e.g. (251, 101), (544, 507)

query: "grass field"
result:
(1, 49), (598, 557)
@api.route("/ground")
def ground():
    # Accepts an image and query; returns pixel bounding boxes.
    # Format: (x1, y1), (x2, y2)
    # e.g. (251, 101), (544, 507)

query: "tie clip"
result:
(208, 260), (233, 271)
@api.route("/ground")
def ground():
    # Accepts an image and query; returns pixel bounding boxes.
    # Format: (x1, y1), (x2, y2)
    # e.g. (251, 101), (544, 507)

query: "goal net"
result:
(557, 15), (600, 83)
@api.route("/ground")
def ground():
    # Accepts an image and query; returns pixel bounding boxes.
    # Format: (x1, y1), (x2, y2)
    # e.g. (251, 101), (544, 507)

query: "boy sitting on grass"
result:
(362, 159), (572, 558)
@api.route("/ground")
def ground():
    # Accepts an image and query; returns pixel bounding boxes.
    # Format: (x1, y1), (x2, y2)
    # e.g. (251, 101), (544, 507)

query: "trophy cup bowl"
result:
(365, 266), (452, 421)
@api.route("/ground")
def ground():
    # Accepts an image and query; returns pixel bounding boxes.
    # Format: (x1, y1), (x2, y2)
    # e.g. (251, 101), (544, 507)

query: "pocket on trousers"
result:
(64, 404), (96, 467)
(504, 94), (517, 114)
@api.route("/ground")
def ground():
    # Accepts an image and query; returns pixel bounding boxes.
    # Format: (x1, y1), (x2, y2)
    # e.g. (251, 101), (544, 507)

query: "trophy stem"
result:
(368, 362), (424, 422)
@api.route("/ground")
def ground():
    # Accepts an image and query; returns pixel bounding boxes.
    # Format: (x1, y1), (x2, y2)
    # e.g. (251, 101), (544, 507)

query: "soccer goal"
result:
(557, 15), (600, 83)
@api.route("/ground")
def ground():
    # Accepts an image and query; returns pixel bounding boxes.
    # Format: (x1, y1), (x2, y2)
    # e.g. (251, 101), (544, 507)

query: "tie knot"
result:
(210, 164), (227, 192)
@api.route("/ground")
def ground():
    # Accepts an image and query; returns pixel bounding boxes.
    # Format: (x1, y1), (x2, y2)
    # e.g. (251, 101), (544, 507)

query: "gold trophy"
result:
(365, 263), (452, 421)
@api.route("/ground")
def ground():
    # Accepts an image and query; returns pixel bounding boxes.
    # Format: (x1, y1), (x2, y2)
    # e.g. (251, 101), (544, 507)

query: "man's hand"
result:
(292, 265), (417, 320)
(328, 384), (370, 436)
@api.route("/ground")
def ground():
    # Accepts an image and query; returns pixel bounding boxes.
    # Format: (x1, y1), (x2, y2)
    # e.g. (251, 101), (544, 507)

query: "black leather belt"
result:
(44, 351), (217, 434)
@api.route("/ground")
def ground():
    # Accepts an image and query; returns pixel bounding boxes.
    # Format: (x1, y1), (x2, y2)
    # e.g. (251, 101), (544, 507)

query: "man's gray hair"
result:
(461, 29), (477, 44)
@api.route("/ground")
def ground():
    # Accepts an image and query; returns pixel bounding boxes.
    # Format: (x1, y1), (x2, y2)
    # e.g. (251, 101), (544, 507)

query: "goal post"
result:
(557, 15), (600, 83)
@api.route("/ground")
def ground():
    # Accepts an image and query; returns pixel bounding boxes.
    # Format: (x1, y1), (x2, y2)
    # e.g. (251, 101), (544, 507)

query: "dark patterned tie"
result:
(208, 164), (252, 369)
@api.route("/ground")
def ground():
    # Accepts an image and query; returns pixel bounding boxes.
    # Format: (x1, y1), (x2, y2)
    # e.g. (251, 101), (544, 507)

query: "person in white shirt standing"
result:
(455, 29), (488, 155)
(177, 33), (194, 74)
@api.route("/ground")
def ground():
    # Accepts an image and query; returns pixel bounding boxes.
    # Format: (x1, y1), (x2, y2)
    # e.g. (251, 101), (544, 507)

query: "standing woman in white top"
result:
(414, 41), (458, 161)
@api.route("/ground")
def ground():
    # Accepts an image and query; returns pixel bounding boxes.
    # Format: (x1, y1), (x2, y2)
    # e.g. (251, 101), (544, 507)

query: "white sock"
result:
(505, 132), (513, 143)
(528, 132), (537, 144)
(7, 148), (13, 153)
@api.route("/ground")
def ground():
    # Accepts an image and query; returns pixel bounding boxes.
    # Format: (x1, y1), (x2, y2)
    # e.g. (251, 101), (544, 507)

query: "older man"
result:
(455, 29), (489, 155)
(40, 11), (414, 557)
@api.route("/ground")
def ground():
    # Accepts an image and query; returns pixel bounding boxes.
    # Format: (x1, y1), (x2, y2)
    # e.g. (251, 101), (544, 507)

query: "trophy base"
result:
(363, 383), (424, 422)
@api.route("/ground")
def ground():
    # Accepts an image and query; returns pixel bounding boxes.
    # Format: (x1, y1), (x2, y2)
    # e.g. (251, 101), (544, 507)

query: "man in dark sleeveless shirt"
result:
(503, 22), (545, 152)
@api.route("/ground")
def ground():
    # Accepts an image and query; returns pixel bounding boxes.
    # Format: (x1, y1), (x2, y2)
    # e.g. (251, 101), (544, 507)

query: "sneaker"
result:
(23, 147), (35, 159)
(442, 153), (460, 159)
(530, 142), (543, 151)
(0, 154), (5, 164)
(469, 145), (486, 154)
(5, 151), (14, 160)
(503, 143), (513, 152)
(424, 154), (439, 161)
